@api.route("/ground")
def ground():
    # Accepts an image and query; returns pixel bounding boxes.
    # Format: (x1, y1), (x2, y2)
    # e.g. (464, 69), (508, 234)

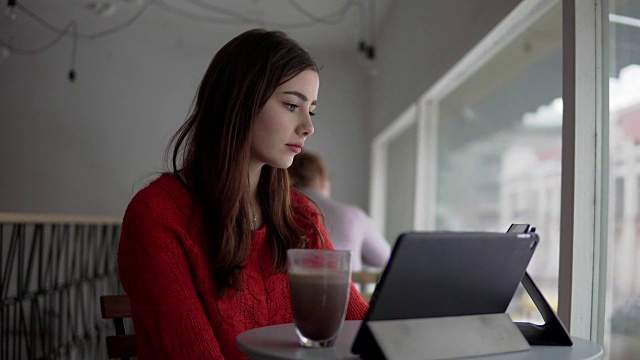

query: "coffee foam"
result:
(288, 268), (350, 283)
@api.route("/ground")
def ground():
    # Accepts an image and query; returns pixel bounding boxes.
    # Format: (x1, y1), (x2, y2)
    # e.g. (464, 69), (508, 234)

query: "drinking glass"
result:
(287, 249), (352, 347)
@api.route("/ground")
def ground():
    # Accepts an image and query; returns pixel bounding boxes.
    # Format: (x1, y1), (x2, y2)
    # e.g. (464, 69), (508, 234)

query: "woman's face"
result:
(250, 69), (319, 169)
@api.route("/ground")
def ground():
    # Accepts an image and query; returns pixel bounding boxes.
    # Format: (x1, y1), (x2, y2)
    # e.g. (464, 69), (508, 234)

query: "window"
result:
(371, 1), (562, 324)
(605, 1), (640, 358)
(370, 1), (638, 353)
(432, 3), (562, 322)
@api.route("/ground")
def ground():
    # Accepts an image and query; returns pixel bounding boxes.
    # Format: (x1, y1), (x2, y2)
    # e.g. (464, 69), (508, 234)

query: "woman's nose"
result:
(298, 114), (314, 136)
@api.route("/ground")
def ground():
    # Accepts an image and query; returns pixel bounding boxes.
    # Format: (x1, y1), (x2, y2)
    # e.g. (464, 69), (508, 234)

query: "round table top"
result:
(236, 320), (604, 360)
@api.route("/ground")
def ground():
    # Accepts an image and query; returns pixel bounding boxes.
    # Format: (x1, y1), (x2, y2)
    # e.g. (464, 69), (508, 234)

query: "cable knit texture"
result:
(118, 173), (369, 359)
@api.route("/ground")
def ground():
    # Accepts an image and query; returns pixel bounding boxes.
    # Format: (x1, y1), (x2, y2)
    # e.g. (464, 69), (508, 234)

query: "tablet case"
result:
(351, 231), (539, 358)
(506, 224), (573, 346)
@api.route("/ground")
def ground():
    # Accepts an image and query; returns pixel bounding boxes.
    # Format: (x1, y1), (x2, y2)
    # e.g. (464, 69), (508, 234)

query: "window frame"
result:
(559, 0), (609, 343)
(369, 0), (610, 343)
(369, 104), (417, 236)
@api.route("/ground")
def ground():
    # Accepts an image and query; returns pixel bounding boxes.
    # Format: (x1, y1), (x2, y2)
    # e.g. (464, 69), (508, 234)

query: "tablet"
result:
(351, 231), (539, 355)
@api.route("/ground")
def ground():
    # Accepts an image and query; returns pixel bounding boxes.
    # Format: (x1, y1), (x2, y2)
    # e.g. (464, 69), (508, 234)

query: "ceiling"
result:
(0, 0), (396, 57)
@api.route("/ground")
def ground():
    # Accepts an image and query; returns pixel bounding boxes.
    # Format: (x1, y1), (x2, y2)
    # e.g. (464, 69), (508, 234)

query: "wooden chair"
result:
(100, 295), (137, 359)
(352, 270), (382, 303)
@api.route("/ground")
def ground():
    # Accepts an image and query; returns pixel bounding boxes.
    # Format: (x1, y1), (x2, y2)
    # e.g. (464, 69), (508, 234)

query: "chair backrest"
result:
(100, 295), (137, 360)
(352, 270), (382, 303)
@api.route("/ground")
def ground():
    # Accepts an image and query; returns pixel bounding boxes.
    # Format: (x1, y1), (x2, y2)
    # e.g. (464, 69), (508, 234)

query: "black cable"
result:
(287, 0), (354, 25)
(183, 0), (263, 25)
(181, 0), (357, 30)
(13, 0), (154, 40)
(0, 1), (155, 55)
(370, 0), (375, 46)
(154, 0), (248, 24)
(262, 0), (359, 29)
(0, 0), (366, 56)
(353, 0), (367, 44)
(0, 23), (71, 55)
(368, 0), (375, 59)
(69, 22), (78, 81)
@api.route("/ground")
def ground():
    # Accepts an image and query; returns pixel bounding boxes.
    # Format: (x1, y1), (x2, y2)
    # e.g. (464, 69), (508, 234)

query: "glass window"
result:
(385, 123), (417, 245)
(433, 3), (562, 323)
(605, 1), (640, 358)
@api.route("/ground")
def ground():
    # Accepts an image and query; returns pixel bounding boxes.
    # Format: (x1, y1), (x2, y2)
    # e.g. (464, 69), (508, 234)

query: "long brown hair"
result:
(166, 29), (322, 297)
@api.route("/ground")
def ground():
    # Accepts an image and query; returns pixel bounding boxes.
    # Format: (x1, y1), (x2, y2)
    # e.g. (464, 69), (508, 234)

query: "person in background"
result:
(288, 151), (391, 272)
(118, 29), (369, 360)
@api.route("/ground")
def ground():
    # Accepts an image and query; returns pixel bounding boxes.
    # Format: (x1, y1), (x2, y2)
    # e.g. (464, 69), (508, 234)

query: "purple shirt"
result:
(298, 188), (391, 271)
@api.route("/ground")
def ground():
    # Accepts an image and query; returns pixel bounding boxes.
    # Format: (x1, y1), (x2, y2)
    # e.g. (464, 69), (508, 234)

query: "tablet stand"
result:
(507, 224), (573, 346)
(362, 313), (530, 360)
(515, 271), (573, 346)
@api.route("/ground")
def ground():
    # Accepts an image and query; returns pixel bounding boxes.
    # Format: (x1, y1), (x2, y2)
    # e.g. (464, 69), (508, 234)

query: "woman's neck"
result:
(248, 163), (263, 229)
(248, 163), (262, 201)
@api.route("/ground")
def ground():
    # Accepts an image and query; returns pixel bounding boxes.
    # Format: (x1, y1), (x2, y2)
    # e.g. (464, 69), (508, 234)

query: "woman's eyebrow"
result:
(282, 91), (317, 106)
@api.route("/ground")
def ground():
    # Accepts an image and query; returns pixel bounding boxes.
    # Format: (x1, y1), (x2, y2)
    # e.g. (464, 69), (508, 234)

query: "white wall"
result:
(0, 11), (371, 216)
(0, 0), (525, 217)
(371, 0), (522, 134)
(306, 50), (372, 210)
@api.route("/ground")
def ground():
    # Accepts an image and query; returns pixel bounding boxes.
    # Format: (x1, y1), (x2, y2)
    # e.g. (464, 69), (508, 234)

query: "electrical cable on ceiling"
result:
(0, 22), (71, 54)
(154, 1), (253, 24)
(1, 0), (154, 81)
(14, 0), (155, 40)
(2, 0), (363, 52)
(69, 21), (77, 82)
(5, 0), (17, 20)
(287, 0), (354, 25)
(179, 0), (359, 30)
(0, 0), (375, 80)
(351, 1), (368, 49)
(370, 0), (375, 43)
(356, 0), (375, 60)
(183, 0), (264, 25)
(369, 0), (375, 59)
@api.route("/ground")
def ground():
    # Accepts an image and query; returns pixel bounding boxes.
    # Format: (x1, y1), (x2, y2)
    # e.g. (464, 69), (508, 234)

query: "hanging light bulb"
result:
(5, 0), (17, 20)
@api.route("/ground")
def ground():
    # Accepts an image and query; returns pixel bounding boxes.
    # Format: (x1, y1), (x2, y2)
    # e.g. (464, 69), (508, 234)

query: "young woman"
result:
(117, 29), (369, 359)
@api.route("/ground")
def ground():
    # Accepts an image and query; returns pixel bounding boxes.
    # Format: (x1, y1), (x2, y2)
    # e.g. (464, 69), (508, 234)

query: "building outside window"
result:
(606, 2), (640, 357)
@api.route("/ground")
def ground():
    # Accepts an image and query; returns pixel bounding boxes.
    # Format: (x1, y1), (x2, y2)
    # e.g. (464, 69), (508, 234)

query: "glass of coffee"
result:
(287, 249), (352, 348)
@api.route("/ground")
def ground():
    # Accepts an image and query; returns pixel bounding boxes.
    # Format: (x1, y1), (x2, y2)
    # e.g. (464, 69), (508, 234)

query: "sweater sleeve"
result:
(118, 190), (224, 359)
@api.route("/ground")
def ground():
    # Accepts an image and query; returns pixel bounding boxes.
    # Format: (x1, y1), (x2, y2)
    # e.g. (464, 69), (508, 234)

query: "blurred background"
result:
(1, 0), (639, 359)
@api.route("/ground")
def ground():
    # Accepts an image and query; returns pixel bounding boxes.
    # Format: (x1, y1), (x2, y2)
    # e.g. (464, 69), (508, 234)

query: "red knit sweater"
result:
(118, 173), (369, 359)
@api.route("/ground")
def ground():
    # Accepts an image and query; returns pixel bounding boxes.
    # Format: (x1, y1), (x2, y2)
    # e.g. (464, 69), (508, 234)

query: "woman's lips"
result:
(286, 144), (302, 153)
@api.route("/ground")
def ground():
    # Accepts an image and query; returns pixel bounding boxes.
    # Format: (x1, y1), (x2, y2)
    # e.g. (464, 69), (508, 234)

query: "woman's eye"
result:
(284, 103), (298, 112)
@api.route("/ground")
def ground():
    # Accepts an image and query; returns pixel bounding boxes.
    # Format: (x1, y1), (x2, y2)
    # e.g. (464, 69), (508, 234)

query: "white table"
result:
(237, 320), (604, 360)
